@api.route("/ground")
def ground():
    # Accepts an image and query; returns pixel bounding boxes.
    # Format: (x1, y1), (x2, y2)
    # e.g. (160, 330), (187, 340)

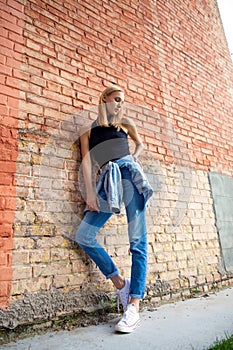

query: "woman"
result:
(76, 85), (153, 333)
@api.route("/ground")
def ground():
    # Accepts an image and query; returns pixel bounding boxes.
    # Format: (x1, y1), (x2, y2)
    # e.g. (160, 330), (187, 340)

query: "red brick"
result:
(0, 237), (13, 250)
(0, 105), (8, 115)
(13, 43), (24, 53)
(5, 76), (20, 89)
(7, 0), (24, 13)
(0, 281), (9, 296)
(0, 252), (7, 266)
(0, 174), (13, 185)
(1, 85), (20, 98)
(0, 161), (16, 173)
(0, 63), (12, 76)
(0, 18), (21, 34)
(0, 223), (13, 236)
(5, 197), (16, 210)
(0, 209), (15, 223)
(0, 296), (11, 308)
(0, 23), (8, 37)
(0, 267), (12, 281)
(0, 54), (5, 65)
(0, 197), (5, 210)
(0, 94), (8, 106)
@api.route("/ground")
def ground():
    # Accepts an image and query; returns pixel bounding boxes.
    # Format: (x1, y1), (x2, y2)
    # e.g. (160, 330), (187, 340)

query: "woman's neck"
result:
(107, 114), (114, 125)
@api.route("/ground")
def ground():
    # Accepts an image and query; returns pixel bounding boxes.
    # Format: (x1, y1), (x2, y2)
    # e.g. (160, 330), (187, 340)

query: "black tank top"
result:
(89, 121), (130, 167)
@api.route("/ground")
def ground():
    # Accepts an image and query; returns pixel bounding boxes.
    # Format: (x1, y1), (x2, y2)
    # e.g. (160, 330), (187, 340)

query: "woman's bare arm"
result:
(122, 117), (144, 159)
(80, 127), (100, 211)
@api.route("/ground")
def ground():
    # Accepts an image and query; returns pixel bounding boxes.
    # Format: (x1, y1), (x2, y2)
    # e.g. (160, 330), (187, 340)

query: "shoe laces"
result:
(116, 278), (130, 312)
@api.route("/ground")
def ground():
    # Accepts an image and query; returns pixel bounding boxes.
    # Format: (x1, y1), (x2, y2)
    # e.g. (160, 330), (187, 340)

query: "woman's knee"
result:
(75, 222), (98, 247)
(75, 225), (88, 245)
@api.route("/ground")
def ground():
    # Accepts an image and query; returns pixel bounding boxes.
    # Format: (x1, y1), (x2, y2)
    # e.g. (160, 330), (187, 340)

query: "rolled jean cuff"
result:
(106, 270), (119, 279)
(130, 293), (145, 299)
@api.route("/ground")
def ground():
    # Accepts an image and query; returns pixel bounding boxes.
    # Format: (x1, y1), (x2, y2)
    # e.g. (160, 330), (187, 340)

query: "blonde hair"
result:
(97, 85), (124, 129)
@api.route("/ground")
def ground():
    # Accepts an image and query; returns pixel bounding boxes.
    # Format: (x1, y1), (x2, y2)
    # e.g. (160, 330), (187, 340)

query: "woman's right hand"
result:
(86, 191), (100, 212)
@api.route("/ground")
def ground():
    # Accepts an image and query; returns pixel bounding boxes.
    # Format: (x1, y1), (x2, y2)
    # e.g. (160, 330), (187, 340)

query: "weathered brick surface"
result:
(0, 0), (25, 307)
(0, 0), (233, 329)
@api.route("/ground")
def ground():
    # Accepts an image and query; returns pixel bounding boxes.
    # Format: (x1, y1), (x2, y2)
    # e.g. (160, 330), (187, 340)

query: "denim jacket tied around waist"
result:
(92, 155), (153, 214)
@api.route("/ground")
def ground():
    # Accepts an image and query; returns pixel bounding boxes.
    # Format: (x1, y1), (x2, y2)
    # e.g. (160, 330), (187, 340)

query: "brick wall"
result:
(0, 0), (233, 330)
(0, 0), (25, 308)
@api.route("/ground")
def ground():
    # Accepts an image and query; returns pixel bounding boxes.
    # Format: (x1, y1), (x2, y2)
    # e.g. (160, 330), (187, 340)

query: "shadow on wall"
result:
(16, 104), (193, 243)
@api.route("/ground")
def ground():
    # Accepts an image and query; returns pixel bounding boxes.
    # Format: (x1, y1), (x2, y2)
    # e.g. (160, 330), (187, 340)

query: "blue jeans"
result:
(75, 166), (148, 299)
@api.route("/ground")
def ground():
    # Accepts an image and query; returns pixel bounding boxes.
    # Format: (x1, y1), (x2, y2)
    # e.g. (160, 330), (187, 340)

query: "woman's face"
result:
(104, 91), (124, 117)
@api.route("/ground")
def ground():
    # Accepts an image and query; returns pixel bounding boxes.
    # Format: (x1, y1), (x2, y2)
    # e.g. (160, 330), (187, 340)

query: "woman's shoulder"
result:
(80, 121), (96, 139)
(121, 117), (136, 130)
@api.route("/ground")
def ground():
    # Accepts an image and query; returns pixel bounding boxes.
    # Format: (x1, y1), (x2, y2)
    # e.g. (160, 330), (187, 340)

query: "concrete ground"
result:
(1, 287), (233, 350)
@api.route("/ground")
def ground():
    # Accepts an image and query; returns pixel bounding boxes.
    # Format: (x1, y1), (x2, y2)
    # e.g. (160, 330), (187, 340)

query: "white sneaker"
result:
(115, 304), (140, 333)
(116, 278), (131, 312)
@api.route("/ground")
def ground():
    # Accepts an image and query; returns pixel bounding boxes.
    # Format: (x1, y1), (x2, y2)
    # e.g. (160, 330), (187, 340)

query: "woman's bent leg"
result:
(75, 210), (119, 279)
